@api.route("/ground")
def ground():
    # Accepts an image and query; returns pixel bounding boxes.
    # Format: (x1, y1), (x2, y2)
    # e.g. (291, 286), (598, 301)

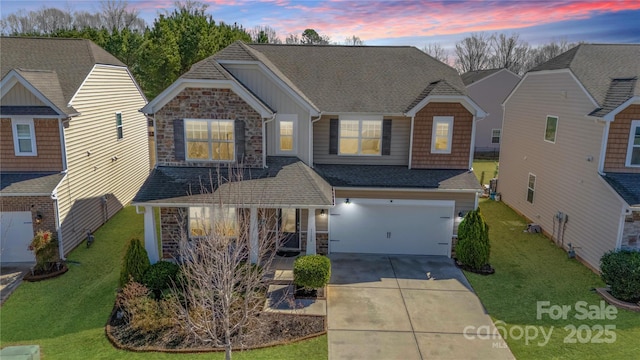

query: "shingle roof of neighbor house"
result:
(133, 157), (333, 207)
(461, 68), (503, 86)
(531, 44), (640, 117)
(208, 41), (467, 114)
(0, 37), (126, 115)
(0, 172), (65, 195)
(602, 173), (640, 208)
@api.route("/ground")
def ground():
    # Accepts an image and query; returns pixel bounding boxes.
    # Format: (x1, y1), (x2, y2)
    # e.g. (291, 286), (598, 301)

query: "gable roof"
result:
(530, 44), (640, 117)
(215, 42), (467, 114)
(601, 173), (640, 208)
(0, 172), (65, 195)
(0, 37), (126, 113)
(461, 68), (503, 86)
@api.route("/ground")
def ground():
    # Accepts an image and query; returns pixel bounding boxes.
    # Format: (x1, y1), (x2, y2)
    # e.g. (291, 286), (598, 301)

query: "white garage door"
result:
(1, 212), (36, 263)
(329, 199), (454, 256)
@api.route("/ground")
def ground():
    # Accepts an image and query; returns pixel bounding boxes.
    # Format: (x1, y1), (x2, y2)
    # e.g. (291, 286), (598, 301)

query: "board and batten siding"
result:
(334, 189), (476, 215)
(56, 65), (149, 255)
(313, 115), (410, 165)
(2, 82), (47, 106)
(223, 64), (312, 164)
(500, 71), (625, 270)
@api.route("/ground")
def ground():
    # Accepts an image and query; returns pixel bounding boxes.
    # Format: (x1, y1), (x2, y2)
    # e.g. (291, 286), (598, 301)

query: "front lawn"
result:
(0, 206), (327, 359)
(468, 200), (639, 360)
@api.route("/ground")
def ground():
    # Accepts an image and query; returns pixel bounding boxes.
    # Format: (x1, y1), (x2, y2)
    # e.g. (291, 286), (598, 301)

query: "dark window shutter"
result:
(173, 119), (185, 161)
(382, 119), (392, 155)
(235, 120), (246, 164)
(329, 118), (339, 154)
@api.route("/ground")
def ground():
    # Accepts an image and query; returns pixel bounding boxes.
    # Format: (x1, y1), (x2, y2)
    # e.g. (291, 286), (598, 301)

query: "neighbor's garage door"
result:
(329, 199), (454, 256)
(1, 212), (36, 263)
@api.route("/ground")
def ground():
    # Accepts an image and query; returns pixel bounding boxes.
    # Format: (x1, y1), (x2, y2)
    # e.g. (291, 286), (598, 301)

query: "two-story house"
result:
(0, 37), (149, 263)
(134, 41), (485, 263)
(499, 44), (640, 271)
(461, 68), (520, 157)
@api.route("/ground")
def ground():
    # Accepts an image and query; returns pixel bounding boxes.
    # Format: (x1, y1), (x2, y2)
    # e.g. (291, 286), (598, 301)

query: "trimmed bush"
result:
(142, 261), (180, 299)
(120, 238), (150, 287)
(455, 209), (491, 270)
(293, 255), (331, 289)
(600, 250), (640, 303)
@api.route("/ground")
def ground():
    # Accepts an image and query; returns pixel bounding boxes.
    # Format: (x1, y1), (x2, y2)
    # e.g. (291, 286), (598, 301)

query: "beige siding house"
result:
(134, 41), (486, 264)
(499, 44), (640, 271)
(462, 68), (520, 155)
(0, 37), (149, 263)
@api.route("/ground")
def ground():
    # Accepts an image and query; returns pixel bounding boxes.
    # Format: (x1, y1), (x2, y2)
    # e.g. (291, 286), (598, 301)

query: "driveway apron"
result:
(327, 254), (514, 360)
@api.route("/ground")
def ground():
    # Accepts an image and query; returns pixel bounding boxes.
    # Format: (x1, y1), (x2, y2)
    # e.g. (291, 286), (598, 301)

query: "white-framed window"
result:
(189, 206), (238, 238)
(544, 115), (558, 143)
(431, 116), (454, 154)
(276, 114), (297, 154)
(11, 118), (37, 156)
(115, 112), (123, 140)
(527, 173), (536, 204)
(491, 129), (501, 144)
(185, 119), (234, 161)
(626, 120), (640, 167)
(339, 115), (382, 156)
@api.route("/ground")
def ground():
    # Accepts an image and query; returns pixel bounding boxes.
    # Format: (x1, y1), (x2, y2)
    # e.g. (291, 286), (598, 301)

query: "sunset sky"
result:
(2, 1), (640, 50)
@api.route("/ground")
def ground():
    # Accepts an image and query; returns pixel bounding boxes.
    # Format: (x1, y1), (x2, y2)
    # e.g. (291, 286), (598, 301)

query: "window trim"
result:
(527, 173), (536, 204)
(431, 116), (454, 154)
(115, 112), (123, 140)
(338, 115), (383, 156)
(625, 120), (640, 167)
(544, 115), (558, 144)
(491, 128), (501, 144)
(276, 114), (297, 155)
(11, 117), (37, 156)
(184, 118), (235, 162)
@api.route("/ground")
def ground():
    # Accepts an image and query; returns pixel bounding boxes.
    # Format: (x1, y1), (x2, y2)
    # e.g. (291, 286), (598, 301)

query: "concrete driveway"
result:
(327, 254), (514, 360)
(1, 263), (31, 305)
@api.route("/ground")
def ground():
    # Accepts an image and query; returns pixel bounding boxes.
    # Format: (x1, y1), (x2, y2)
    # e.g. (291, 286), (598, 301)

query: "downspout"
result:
(263, 113), (277, 168)
(310, 112), (323, 167)
(469, 115), (478, 170)
(598, 120), (610, 175)
(51, 189), (65, 260)
(58, 117), (69, 170)
(142, 113), (158, 170)
(407, 114), (415, 169)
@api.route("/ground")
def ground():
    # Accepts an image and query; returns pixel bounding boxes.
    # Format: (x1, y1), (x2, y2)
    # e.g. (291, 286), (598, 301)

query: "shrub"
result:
(293, 255), (331, 289)
(142, 261), (181, 299)
(117, 281), (175, 333)
(455, 209), (491, 270)
(600, 250), (640, 303)
(29, 230), (59, 272)
(120, 238), (150, 287)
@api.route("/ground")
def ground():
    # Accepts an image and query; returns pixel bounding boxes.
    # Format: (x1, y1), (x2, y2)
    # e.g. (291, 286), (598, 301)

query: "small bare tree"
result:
(422, 42), (449, 64)
(454, 33), (492, 73)
(172, 167), (285, 360)
(344, 35), (364, 46)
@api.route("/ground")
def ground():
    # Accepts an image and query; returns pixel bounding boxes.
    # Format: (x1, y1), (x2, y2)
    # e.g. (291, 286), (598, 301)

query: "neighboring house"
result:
(499, 44), (640, 271)
(134, 41), (485, 263)
(461, 68), (520, 156)
(0, 37), (149, 263)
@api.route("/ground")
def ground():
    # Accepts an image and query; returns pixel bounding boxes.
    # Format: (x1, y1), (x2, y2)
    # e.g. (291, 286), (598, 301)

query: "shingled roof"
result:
(0, 172), (65, 195)
(601, 173), (640, 208)
(531, 44), (640, 117)
(461, 68), (503, 86)
(1, 37), (126, 115)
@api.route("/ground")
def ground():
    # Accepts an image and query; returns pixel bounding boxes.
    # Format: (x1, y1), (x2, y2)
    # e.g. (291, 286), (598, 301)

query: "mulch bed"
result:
(595, 288), (640, 312)
(23, 263), (68, 282)
(454, 259), (495, 275)
(294, 285), (326, 300)
(106, 309), (326, 353)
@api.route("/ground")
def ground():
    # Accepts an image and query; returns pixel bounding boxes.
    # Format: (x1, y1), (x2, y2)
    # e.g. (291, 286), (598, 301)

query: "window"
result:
(544, 116), (558, 143)
(626, 120), (640, 167)
(527, 173), (536, 204)
(185, 119), (234, 161)
(11, 118), (37, 156)
(277, 115), (297, 154)
(115, 112), (123, 140)
(491, 129), (501, 144)
(189, 206), (238, 238)
(431, 116), (454, 153)
(339, 118), (382, 155)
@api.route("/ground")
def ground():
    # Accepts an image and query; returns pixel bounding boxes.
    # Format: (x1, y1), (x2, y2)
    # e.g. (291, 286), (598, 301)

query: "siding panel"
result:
(604, 104), (640, 173)
(334, 189), (476, 215)
(1, 118), (63, 171)
(2, 82), (46, 106)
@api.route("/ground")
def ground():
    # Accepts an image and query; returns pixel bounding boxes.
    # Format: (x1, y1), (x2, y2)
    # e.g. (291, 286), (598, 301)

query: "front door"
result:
(280, 208), (299, 249)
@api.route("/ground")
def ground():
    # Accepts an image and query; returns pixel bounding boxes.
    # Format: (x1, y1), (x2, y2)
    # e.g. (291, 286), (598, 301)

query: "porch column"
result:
(249, 207), (259, 264)
(307, 209), (316, 255)
(143, 206), (159, 264)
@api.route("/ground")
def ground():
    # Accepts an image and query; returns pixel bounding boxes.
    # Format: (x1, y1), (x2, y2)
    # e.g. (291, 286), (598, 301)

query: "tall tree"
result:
(301, 28), (330, 45)
(344, 35), (364, 46)
(248, 25), (281, 44)
(100, 0), (145, 31)
(489, 33), (530, 75)
(422, 42), (449, 64)
(454, 33), (491, 73)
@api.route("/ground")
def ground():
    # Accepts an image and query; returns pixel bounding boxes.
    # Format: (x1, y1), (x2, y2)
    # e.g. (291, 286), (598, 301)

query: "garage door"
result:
(1, 212), (36, 263)
(329, 199), (454, 256)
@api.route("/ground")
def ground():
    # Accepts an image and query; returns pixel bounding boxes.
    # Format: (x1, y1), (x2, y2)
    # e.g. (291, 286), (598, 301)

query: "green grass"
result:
(0, 206), (327, 360)
(473, 160), (499, 185)
(467, 199), (639, 360)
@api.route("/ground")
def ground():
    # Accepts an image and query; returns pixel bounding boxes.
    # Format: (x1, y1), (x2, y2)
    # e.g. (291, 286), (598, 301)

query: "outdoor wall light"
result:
(345, 198), (351, 204)
(320, 209), (326, 217)
(35, 211), (43, 224)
